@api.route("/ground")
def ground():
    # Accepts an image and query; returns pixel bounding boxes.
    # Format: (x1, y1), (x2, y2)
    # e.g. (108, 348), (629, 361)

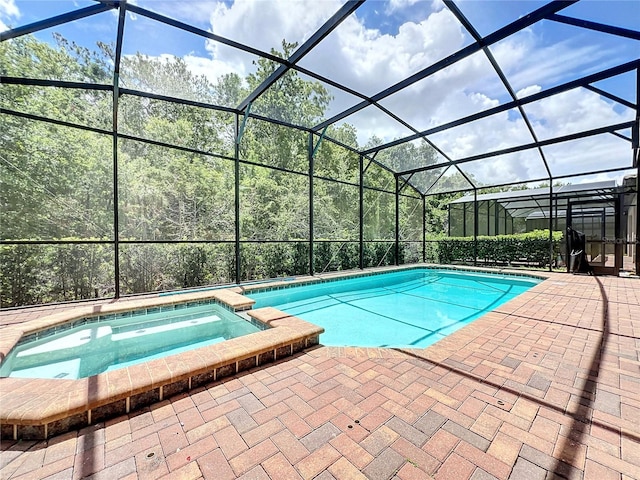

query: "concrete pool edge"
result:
(238, 263), (547, 296)
(0, 288), (256, 361)
(0, 290), (323, 440)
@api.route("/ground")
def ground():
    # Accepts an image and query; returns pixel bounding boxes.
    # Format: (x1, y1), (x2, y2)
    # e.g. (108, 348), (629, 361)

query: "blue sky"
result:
(1, 0), (638, 188)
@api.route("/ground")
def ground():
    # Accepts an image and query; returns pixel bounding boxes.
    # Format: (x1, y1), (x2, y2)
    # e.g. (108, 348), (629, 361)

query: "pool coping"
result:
(238, 263), (546, 296)
(0, 289), (323, 440)
(0, 264), (549, 440)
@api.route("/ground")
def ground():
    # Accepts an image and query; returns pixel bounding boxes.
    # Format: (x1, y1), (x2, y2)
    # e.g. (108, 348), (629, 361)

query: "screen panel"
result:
(0, 243), (115, 307)
(1, 115), (113, 241)
(118, 139), (235, 241)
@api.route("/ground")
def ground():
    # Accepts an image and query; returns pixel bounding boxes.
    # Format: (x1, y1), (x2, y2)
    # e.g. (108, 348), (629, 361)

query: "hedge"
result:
(0, 240), (405, 307)
(428, 229), (563, 267)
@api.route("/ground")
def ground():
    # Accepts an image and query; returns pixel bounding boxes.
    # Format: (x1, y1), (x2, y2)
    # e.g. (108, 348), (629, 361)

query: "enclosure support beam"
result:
(616, 192), (624, 274)
(236, 103), (252, 146)
(462, 203), (467, 237)
(631, 164), (640, 275)
(636, 68), (640, 275)
(395, 175), (400, 266)
(566, 201), (573, 273)
(0, 3), (114, 41)
(309, 133), (315, 276)
(422, 196), (426, 263)
(111, 1), (127, 299)
(505, 208), (508, 235)
(359, 155), (364, 270)
(234, 114), (241, 285)
(549, 184), (554, 272)
(112, 128), (120, 299)
(312, 127), (328, 159)
(473, 189), (478, 266)
(547, 13), (640, 41)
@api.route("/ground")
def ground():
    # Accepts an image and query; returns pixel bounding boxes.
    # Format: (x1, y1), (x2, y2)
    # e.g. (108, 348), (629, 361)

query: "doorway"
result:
(567, 197), (622, 276)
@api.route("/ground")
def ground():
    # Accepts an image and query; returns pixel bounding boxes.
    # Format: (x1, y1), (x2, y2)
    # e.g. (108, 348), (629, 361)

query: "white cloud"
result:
(490, 32), (612, 94)
(386, 0), (420, 14)
(309, 7), (465, 96)
(380, 50), (505, 131)
(460, 150), (549, 185)
(430, 0), (446, 12)
(298, 6), (467, 142)
(425, 85), (634, 184)
(183, 53), (248, 85)
(426, 85), (635, 186)
(0, 0), (18, 18)
(206, 0), (342, 57)
(524, 88), (636, 139)
(516, 85), (542, 98)
(429, 107), (532, 161)
(543, 134), (632, 179)
(0, 0), (19, 31)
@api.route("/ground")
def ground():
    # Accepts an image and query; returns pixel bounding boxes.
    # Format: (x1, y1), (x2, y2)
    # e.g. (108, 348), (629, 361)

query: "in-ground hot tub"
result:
(0, 288), (322, 440)
(1, 301), (266, 380)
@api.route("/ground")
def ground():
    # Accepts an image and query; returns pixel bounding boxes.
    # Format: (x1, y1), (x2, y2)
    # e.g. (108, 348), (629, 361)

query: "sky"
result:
(1, 0), (638, 192)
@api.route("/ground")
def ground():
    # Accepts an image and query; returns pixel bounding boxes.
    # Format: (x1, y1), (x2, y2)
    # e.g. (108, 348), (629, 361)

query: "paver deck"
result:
(1, 270), (639, 479)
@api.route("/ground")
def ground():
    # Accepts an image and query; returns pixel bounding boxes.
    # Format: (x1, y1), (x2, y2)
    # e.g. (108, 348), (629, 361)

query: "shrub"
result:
(430, 230), (563, 267)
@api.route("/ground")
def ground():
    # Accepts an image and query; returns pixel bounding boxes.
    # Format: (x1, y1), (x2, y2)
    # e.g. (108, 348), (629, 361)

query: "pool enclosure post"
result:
(234, 113), (242, 285)
(111, 4), (126, 299)
(473, 189), (478, 266)
(422, 195), (426, 263)
(359, 155), (364, 270)
(549, 184), (554, 271)
(309, 132), (315, 276)
(631, 68), (640, 275)
(112, 114), (120, 299)
(462, 203), (466, 237)
(636, 161), (640, 274)
(395, 175), (400, 266)
(636, 167), (640, 275)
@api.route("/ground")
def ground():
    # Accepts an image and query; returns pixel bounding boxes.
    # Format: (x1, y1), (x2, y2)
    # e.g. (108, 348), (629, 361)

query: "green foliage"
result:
(432, 230), (563, 267)
(1, 34), (436, 307)
(0, 242), (114, 307)
(247, 41), (331, 127)
(240, 242), (308, 280)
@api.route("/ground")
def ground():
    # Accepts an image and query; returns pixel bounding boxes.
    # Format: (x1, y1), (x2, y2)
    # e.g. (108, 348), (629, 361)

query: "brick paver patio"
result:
(1, 271), (639, 479)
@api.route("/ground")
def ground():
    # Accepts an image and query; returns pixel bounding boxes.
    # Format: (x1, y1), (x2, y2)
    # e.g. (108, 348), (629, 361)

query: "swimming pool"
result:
(248, 268), (541, 348)
(0, 303), (264, 379)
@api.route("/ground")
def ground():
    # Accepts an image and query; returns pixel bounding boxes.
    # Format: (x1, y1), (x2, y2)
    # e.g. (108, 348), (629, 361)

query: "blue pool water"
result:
(248, 269), (541, 348)
(0, 303), (263, 380)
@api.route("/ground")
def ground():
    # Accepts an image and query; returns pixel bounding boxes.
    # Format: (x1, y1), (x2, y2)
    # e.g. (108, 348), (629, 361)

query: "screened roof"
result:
(449, 179), (622, 218)
(2, 0), (639, 196)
